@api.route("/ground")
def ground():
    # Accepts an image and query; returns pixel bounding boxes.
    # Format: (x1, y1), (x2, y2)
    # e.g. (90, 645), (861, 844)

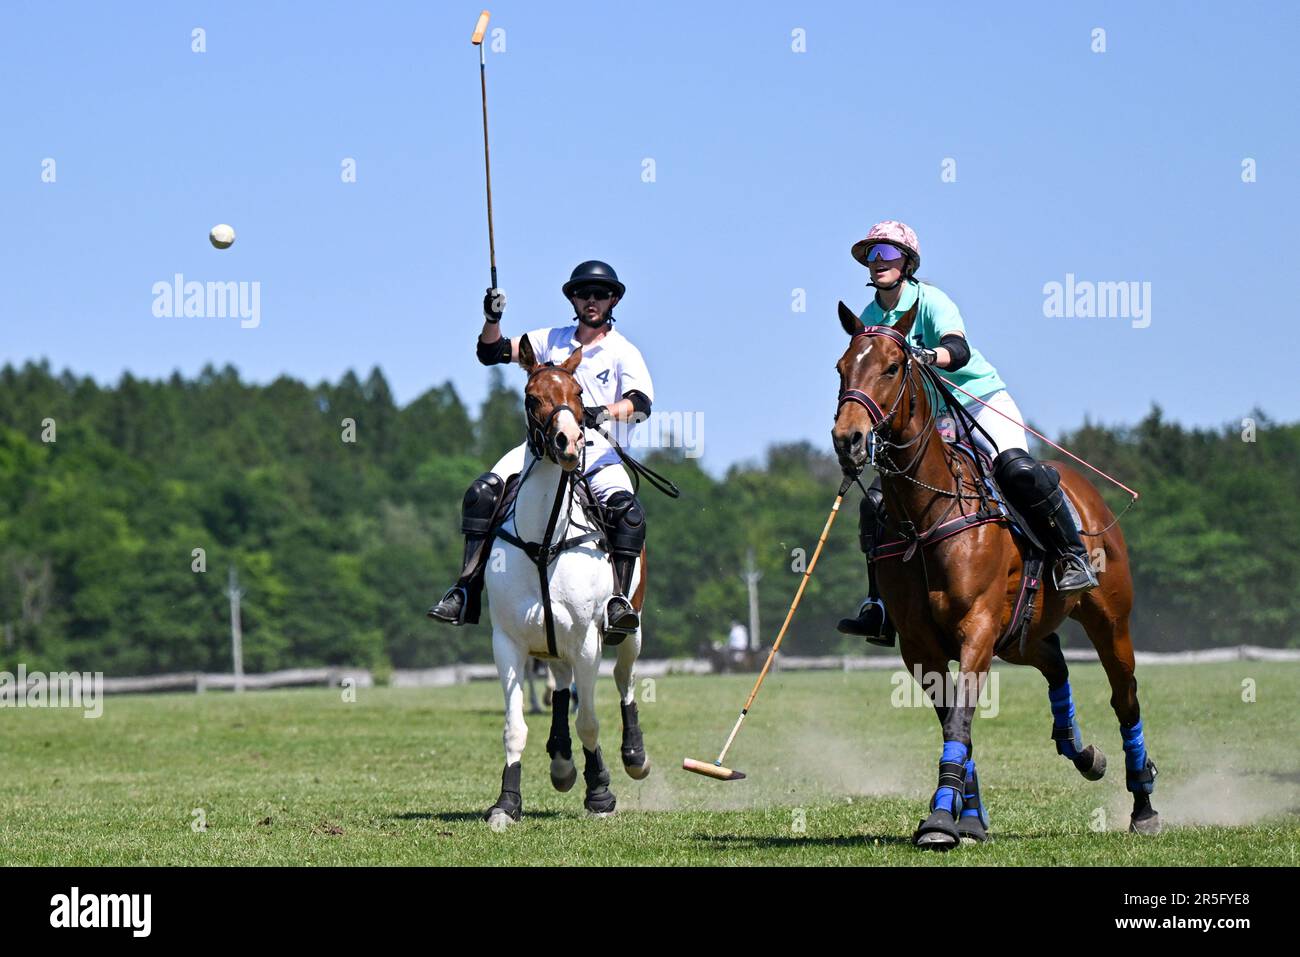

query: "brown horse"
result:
(830, 300), (1159, 848)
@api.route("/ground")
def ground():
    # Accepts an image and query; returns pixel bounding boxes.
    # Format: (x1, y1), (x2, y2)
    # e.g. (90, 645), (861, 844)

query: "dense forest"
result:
(0, 359), (1295, 675)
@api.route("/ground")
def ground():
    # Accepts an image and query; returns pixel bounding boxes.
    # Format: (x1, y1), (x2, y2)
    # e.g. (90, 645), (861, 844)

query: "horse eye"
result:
(885, 363), (900, 376)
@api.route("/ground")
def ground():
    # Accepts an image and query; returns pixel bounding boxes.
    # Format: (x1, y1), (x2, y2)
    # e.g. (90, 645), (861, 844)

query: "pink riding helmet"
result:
(851, 220), (921, 274)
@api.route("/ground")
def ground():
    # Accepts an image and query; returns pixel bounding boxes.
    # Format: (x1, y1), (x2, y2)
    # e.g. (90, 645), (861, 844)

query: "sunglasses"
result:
(866, 243), (905, 263)
(572, 286), (614, 301)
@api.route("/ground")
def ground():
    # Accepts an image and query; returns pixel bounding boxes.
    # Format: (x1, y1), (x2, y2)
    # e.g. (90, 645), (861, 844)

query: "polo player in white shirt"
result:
(428, 261), (653, 642)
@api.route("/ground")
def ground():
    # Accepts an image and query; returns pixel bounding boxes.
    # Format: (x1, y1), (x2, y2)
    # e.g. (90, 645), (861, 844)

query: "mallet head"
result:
(682, 757), (746, 781)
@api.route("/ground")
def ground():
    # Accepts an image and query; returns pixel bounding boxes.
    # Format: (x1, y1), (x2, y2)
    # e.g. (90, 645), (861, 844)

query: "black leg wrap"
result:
(620, 700), (649, 777)
(483, 761), (523, 823)
(582, 747), (616, 815)
(546, 689), (572, 761)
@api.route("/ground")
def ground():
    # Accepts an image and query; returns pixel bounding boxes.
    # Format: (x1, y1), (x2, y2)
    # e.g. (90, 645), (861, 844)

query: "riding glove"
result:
(483, 288), (506, 323)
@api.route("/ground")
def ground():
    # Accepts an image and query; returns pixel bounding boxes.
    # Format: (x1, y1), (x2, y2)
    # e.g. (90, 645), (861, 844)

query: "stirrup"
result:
(603, 595), (639, 644)
(427, 586), (468, 625)
(1052, 554), (1098, 593)
(837, 598), (895, 647)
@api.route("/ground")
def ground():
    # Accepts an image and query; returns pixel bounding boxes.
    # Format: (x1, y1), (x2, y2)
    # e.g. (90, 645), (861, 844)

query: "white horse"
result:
(482, 346), (648, 828)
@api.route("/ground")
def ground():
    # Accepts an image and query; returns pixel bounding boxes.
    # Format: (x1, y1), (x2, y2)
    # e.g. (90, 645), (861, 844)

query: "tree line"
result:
(0, 359), (1294, 675)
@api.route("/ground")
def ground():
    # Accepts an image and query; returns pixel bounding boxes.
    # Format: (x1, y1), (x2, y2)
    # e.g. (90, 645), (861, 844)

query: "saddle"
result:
(868, 437), (1049, 657)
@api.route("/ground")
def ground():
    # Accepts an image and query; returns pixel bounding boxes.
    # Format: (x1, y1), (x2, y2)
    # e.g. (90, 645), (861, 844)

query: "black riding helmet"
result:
(563, 260), (625, 325)
(562, 260), (626, 299)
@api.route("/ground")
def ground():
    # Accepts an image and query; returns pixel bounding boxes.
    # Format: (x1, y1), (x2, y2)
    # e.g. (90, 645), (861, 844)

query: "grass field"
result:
(2, 662), (1297, 866)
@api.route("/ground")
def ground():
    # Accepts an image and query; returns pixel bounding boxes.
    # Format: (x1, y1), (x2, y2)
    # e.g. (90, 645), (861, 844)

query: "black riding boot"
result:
(602, 491), (645, 644)
(427, 472), (508, 625)
(994, 449), (1099, 593)
(837, 477), (896, 647)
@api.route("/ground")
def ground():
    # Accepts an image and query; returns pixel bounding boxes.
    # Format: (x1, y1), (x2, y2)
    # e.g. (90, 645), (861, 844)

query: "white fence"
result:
(82, 645), (1300, 695)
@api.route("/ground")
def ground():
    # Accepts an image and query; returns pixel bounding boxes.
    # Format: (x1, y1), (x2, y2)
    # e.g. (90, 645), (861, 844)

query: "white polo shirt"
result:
(522, 324), (655, 474)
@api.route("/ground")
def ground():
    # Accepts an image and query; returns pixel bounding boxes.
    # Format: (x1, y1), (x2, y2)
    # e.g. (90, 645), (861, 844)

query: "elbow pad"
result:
(476, 337), (512, 366)
(940, 334), (971, 372)
(625, 390), (652, 419)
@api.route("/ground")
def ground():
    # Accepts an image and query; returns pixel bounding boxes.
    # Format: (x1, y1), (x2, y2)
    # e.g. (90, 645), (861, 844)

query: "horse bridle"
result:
(525, 364), (586, 463)
(836, 325), (933, 475)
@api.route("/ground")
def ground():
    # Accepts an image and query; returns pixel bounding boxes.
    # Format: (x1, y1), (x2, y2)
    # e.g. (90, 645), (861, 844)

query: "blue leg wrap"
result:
(932, 740), (969, 815)
(1122, 718), (1157, 794)
(1121, 718), (1146, 772)
(1048, 682), (1083, 760)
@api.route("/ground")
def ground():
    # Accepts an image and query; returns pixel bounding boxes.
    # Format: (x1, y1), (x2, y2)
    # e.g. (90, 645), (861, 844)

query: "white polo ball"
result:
(209, 224), (236, 249)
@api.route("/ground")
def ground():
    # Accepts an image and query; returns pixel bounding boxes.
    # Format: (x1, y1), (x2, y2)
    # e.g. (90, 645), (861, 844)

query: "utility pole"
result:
(742, 548), (761, 652)
(226, 565), (245, 693)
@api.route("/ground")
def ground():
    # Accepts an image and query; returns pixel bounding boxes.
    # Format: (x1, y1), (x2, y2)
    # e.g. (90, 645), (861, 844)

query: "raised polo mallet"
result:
(471, 10), (498, 289)
(683, 476), (854, 781)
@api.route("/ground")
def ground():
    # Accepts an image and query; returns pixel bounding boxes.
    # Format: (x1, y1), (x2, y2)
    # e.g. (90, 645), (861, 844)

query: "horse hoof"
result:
(915, 830), (958, 850)
(622, 752), (651, 780)
(1073, 744), (1107, 782)
(1129, 808), (1162, 836)
(584, 788), (617, 817)
(485, 808), (519, 831)
(956, 816), (991, 843)
(550, 760), (578, 793)
(913, 810), (960, 850)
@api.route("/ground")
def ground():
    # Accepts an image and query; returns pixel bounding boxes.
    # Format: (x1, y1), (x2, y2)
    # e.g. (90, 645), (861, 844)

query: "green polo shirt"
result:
(860, 281), (1006, 407)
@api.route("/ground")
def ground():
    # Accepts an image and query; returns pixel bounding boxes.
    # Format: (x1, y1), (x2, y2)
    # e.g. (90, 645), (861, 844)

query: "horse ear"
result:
(517, 335), (537, 371)
(838, 301), (865, 337)
(561, 345), (583, 373)
(893, 298), (920, 340)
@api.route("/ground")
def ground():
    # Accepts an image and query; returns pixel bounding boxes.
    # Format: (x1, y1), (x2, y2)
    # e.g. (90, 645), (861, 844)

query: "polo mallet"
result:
(682, 475), (854, 781)
(470, 10), (497, 289)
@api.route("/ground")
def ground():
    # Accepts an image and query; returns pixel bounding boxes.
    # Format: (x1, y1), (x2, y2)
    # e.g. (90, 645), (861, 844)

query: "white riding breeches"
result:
(490, 441), (634, 504)
(949, 389), (1029, 460)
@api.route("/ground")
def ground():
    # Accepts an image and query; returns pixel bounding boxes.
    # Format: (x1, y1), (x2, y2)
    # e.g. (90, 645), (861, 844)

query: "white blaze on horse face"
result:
(554, 406), (585, 468)
(851, 342), (874, 381)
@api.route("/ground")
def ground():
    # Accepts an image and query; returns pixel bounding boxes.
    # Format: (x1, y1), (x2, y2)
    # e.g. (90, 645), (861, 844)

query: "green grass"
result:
(2, 663), (1297, 865)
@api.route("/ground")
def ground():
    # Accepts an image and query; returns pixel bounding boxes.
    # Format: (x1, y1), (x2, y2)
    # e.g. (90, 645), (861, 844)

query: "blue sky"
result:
(3, 1), (1297, 472)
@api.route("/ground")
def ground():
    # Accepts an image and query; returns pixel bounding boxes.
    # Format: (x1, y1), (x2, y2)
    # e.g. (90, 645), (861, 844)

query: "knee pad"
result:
(461, 472), (504, 536)
(994, 448), (1051, 495)
(604, 490), (645, 558)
